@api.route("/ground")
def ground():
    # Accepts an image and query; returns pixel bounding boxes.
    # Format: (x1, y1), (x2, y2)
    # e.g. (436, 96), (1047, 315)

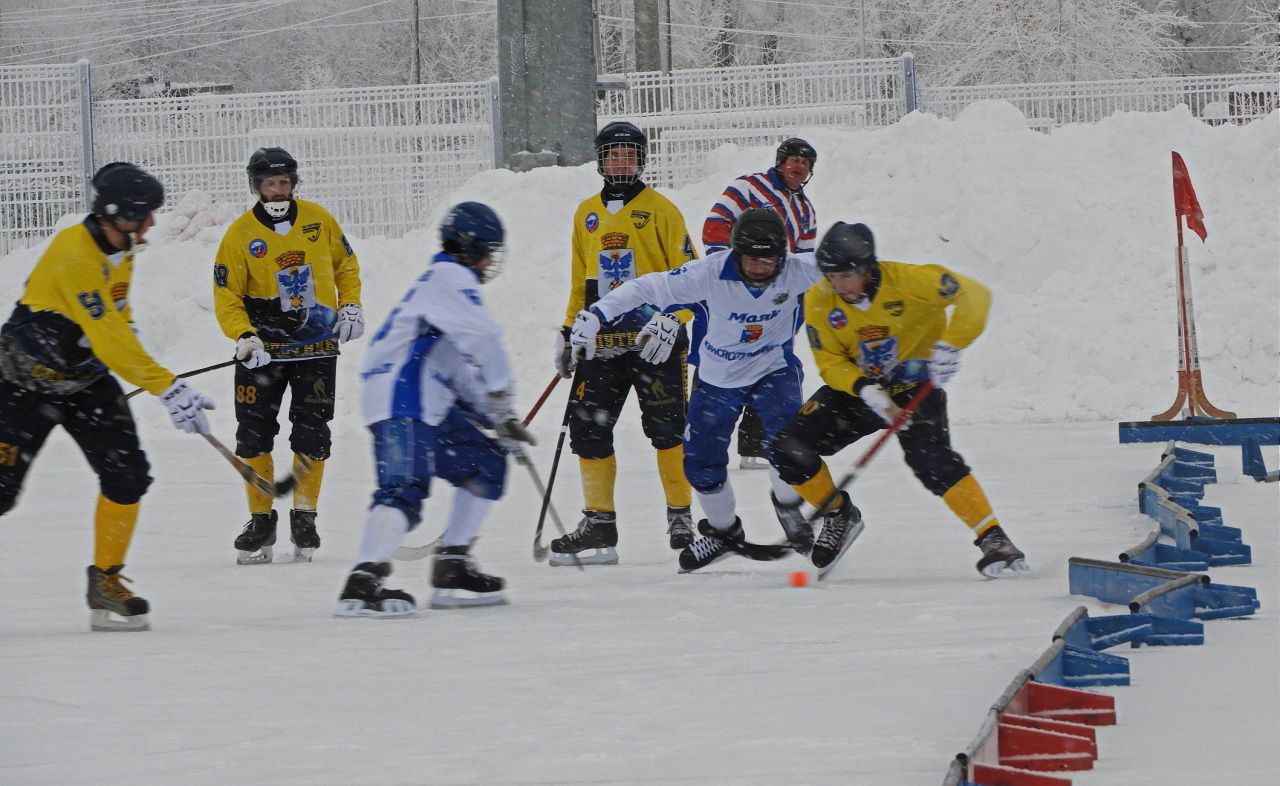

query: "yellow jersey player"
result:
(551, 121), (698, 565)
(213, 147), (364, 564)
(772, 222), (1029, 578)
(0, 162), (216, 631)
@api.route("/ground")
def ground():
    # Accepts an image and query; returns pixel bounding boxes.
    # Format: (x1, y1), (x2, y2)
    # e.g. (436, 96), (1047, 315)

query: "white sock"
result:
(696, 481), (737, 531)
(442, 487), (494, 547)
(769, 468), (802, 507)
(355, 506), (410, 565)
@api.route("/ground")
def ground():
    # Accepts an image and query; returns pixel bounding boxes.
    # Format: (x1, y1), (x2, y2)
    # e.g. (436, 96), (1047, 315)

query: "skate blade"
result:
(334, 599), (416, 618)
(549, 547), (617, 567)
(292, 547), (317, 563)
(981, 558), (1032, 579)
(816, 519), (866, 581)
(90, 610), (150, 632)
(428, 589), (508, 609)
(738, 457), (770, 470)
(236, 546), (273, 565)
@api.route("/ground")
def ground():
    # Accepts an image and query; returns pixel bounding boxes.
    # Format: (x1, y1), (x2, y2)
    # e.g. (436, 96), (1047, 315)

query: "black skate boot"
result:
(810, 492), (864, 577)
(974, 526), (1029, 578)
(234, 510), (277, 565)
(771, 493), (814, 555)
(678, 518), (745, 572)
(86, 565), (150, 632)
(430, 545), (507, 609)
(335, 562), (416, 617)
(549, 510), (618, 566)
(666, 505), (695, 549)
(289, 509), (321, 562)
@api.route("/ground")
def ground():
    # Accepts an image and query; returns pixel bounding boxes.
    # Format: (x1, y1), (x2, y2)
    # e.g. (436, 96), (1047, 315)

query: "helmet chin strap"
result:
(262, 199), (291, 220)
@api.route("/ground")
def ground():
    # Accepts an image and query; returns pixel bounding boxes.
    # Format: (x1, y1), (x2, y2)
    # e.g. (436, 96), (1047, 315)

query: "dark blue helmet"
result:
(246, 147), (299, 193)
(595, 121), (647, 186)
(816, 222), (877, 275)
(731, 208), (787, 286)
(775, 137), (817, 170)
(91, 162), (164, 223)
(441, 201), (505, 281)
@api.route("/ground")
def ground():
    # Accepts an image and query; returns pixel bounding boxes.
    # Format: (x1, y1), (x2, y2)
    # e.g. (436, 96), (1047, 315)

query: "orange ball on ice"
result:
(789, 570), (809, 588)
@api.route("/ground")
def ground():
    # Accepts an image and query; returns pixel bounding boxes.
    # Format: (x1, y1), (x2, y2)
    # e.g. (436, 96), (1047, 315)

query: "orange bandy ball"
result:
(789, 570), (809, 588)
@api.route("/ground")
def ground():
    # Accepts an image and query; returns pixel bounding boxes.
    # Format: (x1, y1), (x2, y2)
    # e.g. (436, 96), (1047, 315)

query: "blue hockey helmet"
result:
(246, 147), (299, 193)
(441, 201), (505, 281)
(731, 208), (787, 286)
(91, 162), (164, 223)
(816, 222), (877, 275)
(595, 121), (647, 186)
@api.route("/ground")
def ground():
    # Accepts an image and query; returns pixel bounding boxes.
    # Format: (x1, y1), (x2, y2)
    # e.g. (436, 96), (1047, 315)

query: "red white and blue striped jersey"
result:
(702, 167), (817, 254)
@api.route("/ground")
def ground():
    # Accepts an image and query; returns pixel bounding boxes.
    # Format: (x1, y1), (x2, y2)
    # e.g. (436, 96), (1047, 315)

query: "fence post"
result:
(489, 77), (502, 169)
(902, 52), (918, 115)
(78, 58), (94, 210)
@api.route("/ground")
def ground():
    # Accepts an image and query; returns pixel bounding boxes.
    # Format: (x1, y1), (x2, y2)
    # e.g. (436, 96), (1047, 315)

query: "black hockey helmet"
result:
(246, 146), (299, 194)
(594, 121), (647, 186)
(816, 222), (877, 275)
(441, 201), (505, 282)
(91, 162), (164, 223)
(775, 137), (817, 170)
(732, 208), (787, 285)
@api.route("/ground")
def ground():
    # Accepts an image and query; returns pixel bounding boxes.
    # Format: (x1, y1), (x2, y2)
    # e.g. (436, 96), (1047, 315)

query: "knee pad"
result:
(570, 434), (615, 461)
(370, 486), (426, 529)
(289, 422), (332, 461)
(649, 433), (683, 451)
(100, 468), (153, 506)
(769, 431), (821, 485)
(236, 418), (280, 458)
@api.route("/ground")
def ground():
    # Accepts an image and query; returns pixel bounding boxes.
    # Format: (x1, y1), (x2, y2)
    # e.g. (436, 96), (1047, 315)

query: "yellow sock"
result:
(93, 494), (139, 569)
(244, 453), (274, 514)
(580, 455), (617, 512)
(942, 474), (1000, 536)
(792, 463), (841, 510)
(656, 445), (692, 508)
(292, 455), (325, 511)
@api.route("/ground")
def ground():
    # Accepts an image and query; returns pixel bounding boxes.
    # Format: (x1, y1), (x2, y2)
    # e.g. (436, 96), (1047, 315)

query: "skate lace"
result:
(667, 511), (693, 534)
(689, 534), (725, 561)
(100, 572), (136, 602)
(816, 511), (849, 552)
(562, 517), (603, 547)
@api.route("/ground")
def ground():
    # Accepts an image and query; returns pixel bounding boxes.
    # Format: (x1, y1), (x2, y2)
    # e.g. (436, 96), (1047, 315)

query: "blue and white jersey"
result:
(360, 253), (513, 427)
(590, 249), (822, 389)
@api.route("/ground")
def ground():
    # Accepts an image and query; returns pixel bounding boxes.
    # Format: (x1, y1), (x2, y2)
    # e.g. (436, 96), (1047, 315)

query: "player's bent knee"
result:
(100, 470), (153, 506)
(770, 432), (820, 481)
(650, 434), (682, 451)
(570, 437), (614, 460)
(370, 488), (425, 529)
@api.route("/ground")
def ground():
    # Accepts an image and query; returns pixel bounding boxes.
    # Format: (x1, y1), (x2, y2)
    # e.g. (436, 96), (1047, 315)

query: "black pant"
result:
(771, 384), (970, 497)
(736, 406), (766, 458)
(568, 342), (688, 460)
(234, 356), (337, 460)
(0, 375), (152, 515)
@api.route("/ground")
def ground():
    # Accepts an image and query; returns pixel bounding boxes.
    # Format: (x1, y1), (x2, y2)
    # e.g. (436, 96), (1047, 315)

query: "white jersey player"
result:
(570, 209), (822, 571)
(337, 202), (533, 617)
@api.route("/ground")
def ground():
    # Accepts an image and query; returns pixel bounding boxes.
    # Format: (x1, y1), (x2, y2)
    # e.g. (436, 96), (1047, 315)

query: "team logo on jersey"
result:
(275, 249), (305, 269)
(341, 234), (354, 256)
(883, 300), (904, 316)
(938, 273), (959, 298)
(214, 263), (229, 288)
(805, 324), (823, 350)
(249, 239), (268, 258)
(772, 292), (789, 305)
(827, 308), (847, 330)
(859, 336), (900, 379)
(585, 212), (599, 233)
(110, 282), (129, 311)
(739, 325), (764, 343)
(630, 210), (652, 229)
(276, 265), (316, 311)
(857, 325), (888, 341)
(598, 249), (636, 289)
(600, 231), (629, 250)
(302, 222), (321, 242)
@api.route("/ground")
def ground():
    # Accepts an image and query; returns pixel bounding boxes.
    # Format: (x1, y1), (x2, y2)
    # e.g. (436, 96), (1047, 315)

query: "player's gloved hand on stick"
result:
(485, 390), (537, 449)
(569, 309), (601, 362)
(860, 383), (906, 429)
(161, 380), (216, 435)
(235, 333), (272, 369)
(553, 327), (574, 379)
(636, 312), (681, 364)
(334, 303), (364, 343)
(928, 341), (961, 387)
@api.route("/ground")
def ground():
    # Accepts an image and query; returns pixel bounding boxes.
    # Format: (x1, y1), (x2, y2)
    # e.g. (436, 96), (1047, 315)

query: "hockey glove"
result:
(636, 311), (681, 365)
(553, 327), (574, 379)
(494, 417), (537, 449)
(569, 309), (601, 362)
(235, 333), (272, 369)
(335, 303), (365, 343)
(928, 341), (961, 387)
(160, 380), (216, 435)
(860, 383), (905, 429)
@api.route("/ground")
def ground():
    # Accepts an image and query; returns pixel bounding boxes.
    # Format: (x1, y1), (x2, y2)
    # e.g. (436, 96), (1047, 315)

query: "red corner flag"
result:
(1172, 152), (1207, 242)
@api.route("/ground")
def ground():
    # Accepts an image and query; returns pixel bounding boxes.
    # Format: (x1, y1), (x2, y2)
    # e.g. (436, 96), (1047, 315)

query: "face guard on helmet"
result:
(815, 221), (877, 275)
(246, 147), (299, 220)
(595, 121), (648, 187)
(440, 201), (505, 282)
(91, 162), (165, 249)
(731, 208), (788, 286)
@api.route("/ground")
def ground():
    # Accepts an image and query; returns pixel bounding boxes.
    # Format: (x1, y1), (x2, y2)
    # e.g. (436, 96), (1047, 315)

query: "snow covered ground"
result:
(1, 105), (1277, 784)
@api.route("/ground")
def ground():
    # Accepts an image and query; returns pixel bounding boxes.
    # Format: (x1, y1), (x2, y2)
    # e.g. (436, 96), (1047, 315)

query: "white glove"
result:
(335, 303), (364, 343)
(235, 334), (271, 369)
(569, 309), (601, 362)
(636, 312), (681, 365)
(860, 384), (903, 428)
(929, 341), (962, 387)
(160, 380), (216, 435)
(485, 391), (536, 449)
(553, 329), (574, 379)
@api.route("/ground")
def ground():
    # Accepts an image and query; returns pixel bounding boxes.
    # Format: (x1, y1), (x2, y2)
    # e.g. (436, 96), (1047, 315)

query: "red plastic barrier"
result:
(971, 763), (1073, 786)
(998, 723), (1097, 771)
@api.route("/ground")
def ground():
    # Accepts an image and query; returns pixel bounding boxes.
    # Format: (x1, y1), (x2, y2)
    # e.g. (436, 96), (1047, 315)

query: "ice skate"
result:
(666, 505), (695, 549)
(810, 492), (864, 578)
(86, 565), (150, 632)
(974, 526), (1030, 578)
(430, 545), (507, 609)
(771, 492), (814, 555)
(678, 519), (744, 572)
(289, 509), (321, 562)
(549, 510), (618, 566)
(738, 455), (770, 470)
(234, 511), (277, 565)
(335, 562), (416, 617)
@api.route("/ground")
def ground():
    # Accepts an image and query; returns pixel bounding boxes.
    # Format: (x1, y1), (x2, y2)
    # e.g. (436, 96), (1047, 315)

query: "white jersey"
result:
(591, 249), (822, 389)
(360, 254), (513, 427)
